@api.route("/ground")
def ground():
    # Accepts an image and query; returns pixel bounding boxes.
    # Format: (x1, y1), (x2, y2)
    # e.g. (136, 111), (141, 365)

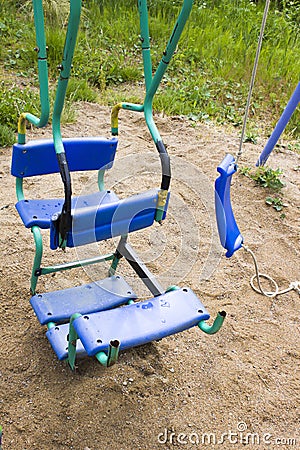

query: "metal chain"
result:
(236, 0), (271, 164)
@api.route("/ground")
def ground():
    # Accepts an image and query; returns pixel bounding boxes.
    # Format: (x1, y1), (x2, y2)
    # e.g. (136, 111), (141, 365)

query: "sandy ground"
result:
(0, 103), (299, 450)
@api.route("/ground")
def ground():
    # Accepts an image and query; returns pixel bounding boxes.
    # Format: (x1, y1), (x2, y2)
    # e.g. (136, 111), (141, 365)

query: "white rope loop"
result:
(242, 244), (299, 298)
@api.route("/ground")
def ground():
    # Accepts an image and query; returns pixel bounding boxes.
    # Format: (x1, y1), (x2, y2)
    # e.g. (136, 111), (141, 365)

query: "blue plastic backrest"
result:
(215, 154), (243, 258)
(50, 189), (169, 249)
(11, 137), (118, 178)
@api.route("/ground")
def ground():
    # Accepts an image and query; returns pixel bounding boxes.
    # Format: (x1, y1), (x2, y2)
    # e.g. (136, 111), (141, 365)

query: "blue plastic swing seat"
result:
(46, 287), (210, 360)
(215, 154), (243, 258)
(11, 137), (169, 249)
(12, 136), (119, 230)
(15, 189), (119, 229)
(30, 275), (137, 325)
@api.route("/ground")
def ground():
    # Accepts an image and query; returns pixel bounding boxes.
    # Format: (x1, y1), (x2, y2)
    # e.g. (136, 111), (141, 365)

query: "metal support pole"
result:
(116, 236), (164, 296)
(257, 82), (300, 166)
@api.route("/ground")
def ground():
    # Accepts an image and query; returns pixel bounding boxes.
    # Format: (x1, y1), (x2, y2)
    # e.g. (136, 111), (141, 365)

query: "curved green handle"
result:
(198, 311), (226, 334)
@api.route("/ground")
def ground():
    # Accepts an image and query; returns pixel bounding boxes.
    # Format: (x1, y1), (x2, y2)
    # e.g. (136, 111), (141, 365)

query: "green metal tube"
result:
(143, 0), (193, 142)
(52, 0), (82, 155)
(165, 285), (180, 292)
(146, 0), (193, 102)
(108, 251), (123, 277)
(68, 313), (82, 370)
(40, 253), (114, 276)
(30, 226), (43, 295)
(95, 340), (120, 367)
(29, 0), (50, 125)
(111, 102), (144, 135)
(96, 352), (108, 366)
(98, 169), (105, 191)
(18, 0), (50, 144)
(51, 0), (82, 248)
(198, 311), (226, 335)
(138, 0), (152, 91)
(15, 177), (25, 201)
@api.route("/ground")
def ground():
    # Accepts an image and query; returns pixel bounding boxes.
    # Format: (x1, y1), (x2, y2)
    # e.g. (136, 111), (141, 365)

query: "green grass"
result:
(0, 124), (16, 147)
(0, 80), (39, 129)
(0, 0), (299, 145)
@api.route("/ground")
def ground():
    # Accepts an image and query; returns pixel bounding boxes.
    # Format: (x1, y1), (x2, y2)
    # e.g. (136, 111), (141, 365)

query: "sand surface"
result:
(0, 103), (299, 449)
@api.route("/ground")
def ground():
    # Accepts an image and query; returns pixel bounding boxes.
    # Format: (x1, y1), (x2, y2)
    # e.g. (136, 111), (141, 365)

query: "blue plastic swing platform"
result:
(30, 275), (137, 325)
(215, 154), (243, 257)
(46, 287), (210, 360)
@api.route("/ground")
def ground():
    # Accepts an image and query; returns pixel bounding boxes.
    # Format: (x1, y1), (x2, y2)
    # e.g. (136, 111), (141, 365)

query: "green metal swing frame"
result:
(13, 1), (225, 362)
(15, 0), (194, 296)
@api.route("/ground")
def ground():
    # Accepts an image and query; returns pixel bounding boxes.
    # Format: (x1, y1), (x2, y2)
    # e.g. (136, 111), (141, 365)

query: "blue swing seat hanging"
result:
(215, 154), (243, 258)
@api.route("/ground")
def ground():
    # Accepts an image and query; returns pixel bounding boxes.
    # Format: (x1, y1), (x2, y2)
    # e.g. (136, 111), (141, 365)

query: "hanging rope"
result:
(242, 244), (300, 298)
(236, 0), (271, 164)
(231, 1), (299, 299)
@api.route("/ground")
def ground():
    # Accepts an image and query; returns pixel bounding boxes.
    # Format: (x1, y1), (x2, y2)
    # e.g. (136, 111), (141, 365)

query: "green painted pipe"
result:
(143, 0), (193, 142)
(30, 226), (43, 295)
(32, 0), (49, 126)
(68, 313), (82, 370)
(51, 0), (82, 248)
(52, 0), (82, 155)
(165, 285), (180, 292)
(16, 177), (25, 201)
(138, 0), (152, 91)
(96, 340), (120, 367)
(40, 253), (114, 275)
(18, 0), (50, 144)
(198, 311), (226, 334)
(111, 102), (143, 135)
(98, 169), (105, 191)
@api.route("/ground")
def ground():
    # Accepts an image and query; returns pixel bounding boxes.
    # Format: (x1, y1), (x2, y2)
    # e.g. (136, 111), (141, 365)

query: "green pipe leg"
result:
(95, 340), (120, 367)
(98, 169), (105, 191)
(108, 250), (123, 277)
(198, 311), (226, 335)
(68, 313), (82, 370)
(111, 102), (144, 136)
(16, 177), (25, 201)
(52, 0), (82, 155)
(30, 226), (43, 295)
